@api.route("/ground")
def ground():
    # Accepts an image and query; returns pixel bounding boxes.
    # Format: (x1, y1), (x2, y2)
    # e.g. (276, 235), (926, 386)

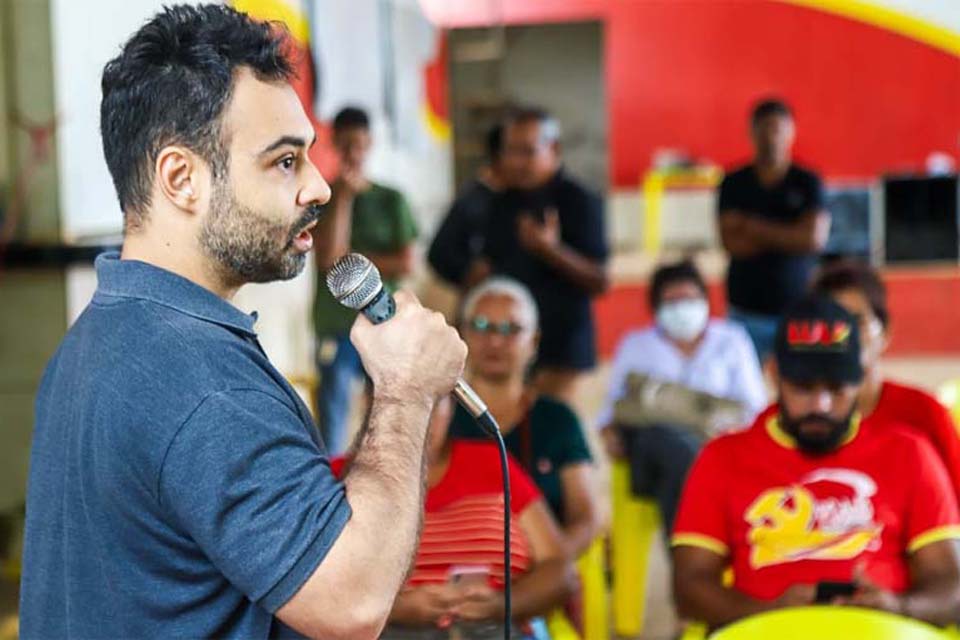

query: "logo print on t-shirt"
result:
(744, 468), (883, 569)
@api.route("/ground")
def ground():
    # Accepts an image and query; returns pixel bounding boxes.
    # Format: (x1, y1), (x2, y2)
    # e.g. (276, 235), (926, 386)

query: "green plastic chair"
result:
(709, 607), (950, 640)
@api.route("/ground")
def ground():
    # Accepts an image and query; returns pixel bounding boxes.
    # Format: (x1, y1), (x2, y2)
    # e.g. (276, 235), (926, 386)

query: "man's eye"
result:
(277, 155), (296, 170)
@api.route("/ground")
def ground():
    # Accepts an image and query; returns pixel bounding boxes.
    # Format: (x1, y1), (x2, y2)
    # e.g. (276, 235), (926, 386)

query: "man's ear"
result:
(155, 145), (202, 213)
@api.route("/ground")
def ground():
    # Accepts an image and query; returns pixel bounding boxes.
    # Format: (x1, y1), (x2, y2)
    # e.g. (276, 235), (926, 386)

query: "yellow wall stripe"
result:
(422, 102), (451, 143)
(232, 0), (310, 46)
(777, 0), (960, 58)
(908, 524), (960, 554)
(672, 533), (730, 557)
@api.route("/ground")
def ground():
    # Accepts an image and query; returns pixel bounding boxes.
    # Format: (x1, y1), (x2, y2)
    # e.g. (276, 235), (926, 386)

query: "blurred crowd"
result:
(312, 98), (960, 638)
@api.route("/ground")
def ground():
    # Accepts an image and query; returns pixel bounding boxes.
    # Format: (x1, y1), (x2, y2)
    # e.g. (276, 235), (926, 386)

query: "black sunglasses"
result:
(467, 315), (525, 337)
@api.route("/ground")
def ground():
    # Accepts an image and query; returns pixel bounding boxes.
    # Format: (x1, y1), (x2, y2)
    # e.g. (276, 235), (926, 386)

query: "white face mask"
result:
(656, 298), (709, 342)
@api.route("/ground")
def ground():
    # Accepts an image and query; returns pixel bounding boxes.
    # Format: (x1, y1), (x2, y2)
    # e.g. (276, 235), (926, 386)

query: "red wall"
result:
(594, 269), (960, 358)
(421, 0), (960, 187)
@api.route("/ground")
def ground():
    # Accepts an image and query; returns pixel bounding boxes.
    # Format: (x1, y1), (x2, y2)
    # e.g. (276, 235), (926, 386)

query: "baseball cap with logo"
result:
(775, 295), (863, 384)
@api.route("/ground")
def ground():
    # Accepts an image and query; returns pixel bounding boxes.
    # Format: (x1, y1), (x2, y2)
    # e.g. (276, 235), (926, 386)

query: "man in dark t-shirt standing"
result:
(717, 98), (830, 362)
(480, 107), (609, 402)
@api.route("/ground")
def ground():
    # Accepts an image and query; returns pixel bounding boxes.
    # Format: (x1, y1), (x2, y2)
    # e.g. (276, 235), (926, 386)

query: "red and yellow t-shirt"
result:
(672, 409), (960, 600)
(331, 440), (541, 589)
(872, 380), (960, 500)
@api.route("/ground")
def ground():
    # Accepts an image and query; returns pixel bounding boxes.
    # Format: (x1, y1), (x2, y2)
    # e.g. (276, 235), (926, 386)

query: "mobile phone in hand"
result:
(815, 581), (857, 603)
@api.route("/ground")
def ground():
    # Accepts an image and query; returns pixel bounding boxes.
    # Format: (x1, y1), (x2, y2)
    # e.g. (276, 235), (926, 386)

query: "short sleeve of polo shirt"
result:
(905, 437), (960, 553)
(158, 389), (351, 613)
(671, 440), (731, 557)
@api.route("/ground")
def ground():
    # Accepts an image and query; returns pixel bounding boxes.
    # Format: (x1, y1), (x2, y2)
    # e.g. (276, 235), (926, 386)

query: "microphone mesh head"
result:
(326, 253), (383, 310)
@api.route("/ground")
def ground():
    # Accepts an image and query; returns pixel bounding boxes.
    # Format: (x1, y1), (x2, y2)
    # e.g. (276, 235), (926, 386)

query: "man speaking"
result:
(19, 5), (467, 639)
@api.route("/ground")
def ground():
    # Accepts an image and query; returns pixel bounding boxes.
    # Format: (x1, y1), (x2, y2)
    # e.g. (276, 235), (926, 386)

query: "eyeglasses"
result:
(466, 316), (525, 337)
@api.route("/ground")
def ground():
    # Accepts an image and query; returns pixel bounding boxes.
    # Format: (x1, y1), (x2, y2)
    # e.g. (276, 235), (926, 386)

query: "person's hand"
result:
(842, 564), (904, 615)
(336, 167), (370, 198)
(600, 424), (626, 460)
(393, 584), (462, 628)
(450, 582), (505, 623)
(350, 289), (467, 407)
(517, 207), (561, 256)
(773, 584), (816, 609)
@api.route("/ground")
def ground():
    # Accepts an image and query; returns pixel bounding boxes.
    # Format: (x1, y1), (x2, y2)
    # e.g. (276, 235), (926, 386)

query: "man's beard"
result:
(780, 404), (856, 455)
(199, 178), (321, 285)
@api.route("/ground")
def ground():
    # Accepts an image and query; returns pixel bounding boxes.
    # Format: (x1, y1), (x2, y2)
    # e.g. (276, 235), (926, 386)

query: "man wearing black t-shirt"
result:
(428, 125), (504, 289)
(471, 107), (609, 402)
(717, 99), (830, 362)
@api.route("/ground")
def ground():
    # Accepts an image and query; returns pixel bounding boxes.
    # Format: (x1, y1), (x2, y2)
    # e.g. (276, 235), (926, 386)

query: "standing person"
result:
(19, 6), (467, 639)
(468, 106), (609, 403)
(811, 260), (960, 499)
(718, 98), (831, 362)
(597, 260), (767, 533)
(428, 124), (504, 290)
(311, 105), (419, 454)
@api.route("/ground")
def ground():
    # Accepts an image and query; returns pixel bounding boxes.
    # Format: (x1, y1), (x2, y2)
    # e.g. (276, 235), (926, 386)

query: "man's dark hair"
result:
(332, 106), (370, 133)
(485, 124), (503, 162)
(505, 105), (561, 144)
(812, 260), (890, 328)
(751, 98), (793, 127)
(649, 259), (708, 310)
(100, 4), (293, 229)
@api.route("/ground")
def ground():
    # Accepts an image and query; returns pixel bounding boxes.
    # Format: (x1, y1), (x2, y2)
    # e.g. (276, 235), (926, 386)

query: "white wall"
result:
(54, 0), (452, 379)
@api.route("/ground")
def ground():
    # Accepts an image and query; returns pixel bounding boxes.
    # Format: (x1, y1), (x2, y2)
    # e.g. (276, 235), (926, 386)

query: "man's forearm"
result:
(340, 396), (433, 617)
(675, 577), (772, 628)
(535, 243), (609, 295)
(903, 578), (960, 627)
(741, 211), (829, 255)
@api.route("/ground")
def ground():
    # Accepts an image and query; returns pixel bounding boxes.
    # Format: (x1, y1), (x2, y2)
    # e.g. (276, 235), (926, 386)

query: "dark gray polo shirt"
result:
(21, 252), (351, 639)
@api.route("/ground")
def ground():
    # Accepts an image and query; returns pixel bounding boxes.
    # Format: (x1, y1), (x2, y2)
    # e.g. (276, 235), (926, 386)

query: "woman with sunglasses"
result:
(449, 278), (603, 562)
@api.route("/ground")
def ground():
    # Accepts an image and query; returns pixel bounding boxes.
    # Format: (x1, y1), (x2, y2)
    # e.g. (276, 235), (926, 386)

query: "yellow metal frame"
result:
(642, 166), (723, 254)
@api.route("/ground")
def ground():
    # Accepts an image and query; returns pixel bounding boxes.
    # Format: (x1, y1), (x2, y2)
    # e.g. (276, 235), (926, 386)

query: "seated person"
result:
(672, 296), (960, 630)
(812, 260), (960, 500)
(598, 260), (767, 532)
(333, 396), (572, 639)
(448, 277), (604, 560)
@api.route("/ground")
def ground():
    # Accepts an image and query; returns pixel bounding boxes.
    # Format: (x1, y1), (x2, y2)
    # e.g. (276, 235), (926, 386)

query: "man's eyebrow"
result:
(259, 133), (317, 156)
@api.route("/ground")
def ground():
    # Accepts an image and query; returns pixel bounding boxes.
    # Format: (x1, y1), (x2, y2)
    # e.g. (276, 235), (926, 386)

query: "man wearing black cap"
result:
(670, 296), (960, 630)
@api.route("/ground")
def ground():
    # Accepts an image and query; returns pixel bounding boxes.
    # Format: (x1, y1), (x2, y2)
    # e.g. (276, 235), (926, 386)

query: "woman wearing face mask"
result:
(597, 259), (767, 532)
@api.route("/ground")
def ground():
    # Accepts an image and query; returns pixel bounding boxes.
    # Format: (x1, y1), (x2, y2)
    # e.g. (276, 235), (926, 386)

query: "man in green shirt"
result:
(312, 106), (419, 454)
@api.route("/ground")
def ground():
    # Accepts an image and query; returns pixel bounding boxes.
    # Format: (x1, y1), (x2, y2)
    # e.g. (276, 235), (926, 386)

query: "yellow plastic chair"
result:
(546, 537), (610, 640)
(610, 460), (661, 637)
(709, 607), (950, 640)
(937, 378), (960, 428)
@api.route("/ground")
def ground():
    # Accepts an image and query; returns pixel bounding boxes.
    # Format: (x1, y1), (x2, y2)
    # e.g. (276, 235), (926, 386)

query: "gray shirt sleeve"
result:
(158, 388), (352, 613)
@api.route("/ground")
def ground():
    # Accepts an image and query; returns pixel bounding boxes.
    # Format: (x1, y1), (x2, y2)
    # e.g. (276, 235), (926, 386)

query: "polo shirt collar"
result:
(93, 251), (258, 337)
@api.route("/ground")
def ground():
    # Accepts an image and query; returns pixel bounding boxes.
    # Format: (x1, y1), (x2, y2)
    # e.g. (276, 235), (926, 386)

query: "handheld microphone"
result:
(325, 253), (498, 436)
(327, 253), (512, 639)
